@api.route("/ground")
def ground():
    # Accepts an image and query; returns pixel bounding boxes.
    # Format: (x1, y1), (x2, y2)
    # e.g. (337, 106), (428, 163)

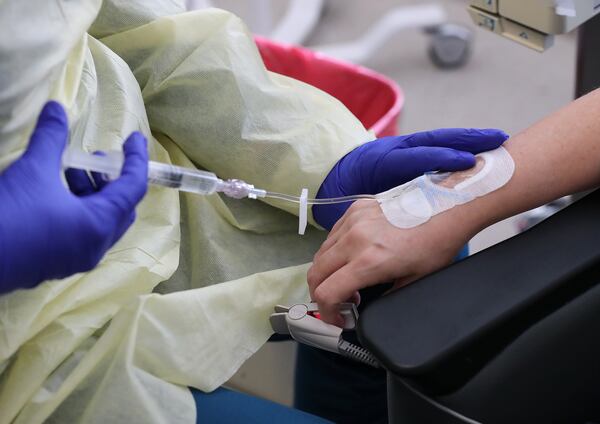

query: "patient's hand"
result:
(309, 87), (600, 326)
(307, 199), (473, 326)
(313, 129), (509, 230)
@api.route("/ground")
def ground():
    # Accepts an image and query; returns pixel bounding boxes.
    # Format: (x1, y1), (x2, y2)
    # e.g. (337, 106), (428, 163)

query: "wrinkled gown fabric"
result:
(0, 2), (372, 423)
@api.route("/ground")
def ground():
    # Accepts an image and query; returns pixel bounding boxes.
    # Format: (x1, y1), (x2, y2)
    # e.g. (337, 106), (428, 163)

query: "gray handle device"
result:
(270, 302), (379, 368)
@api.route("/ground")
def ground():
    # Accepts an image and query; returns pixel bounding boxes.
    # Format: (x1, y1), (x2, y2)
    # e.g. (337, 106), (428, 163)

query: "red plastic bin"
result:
(255, 36), (404, 138)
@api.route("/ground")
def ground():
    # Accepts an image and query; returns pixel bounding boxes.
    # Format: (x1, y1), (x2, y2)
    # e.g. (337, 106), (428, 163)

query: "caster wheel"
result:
(428, 24), (473, 69)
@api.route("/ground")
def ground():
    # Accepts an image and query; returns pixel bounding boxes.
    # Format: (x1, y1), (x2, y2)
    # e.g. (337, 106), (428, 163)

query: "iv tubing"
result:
(62, 148), (378, 205)
(265, 191), (377, 205)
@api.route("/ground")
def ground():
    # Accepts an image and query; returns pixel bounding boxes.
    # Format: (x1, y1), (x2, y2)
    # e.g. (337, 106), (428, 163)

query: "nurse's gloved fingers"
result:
(24, 101), (69, 171)
(399, 128), (509, 153)
(65, 168), (96, 196)
(454, 128), (510, 154)
(95, 132), (149, 214)
(128, 210), (136, 227)
(374, 147), (476, 192)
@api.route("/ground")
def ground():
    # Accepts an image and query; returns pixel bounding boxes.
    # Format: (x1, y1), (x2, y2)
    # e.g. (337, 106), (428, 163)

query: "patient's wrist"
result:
(429, 200), (492, 250)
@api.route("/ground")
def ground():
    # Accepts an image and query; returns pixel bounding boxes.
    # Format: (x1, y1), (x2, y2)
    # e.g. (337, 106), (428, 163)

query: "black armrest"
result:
(357, 189), (600, 395)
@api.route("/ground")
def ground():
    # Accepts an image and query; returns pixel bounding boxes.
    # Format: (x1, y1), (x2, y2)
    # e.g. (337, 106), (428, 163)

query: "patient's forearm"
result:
(457, 88), (600, 236)
(309, 89), (600, 323)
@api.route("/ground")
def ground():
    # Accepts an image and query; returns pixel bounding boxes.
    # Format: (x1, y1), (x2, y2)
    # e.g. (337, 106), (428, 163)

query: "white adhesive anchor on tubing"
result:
(299, 188), (309, 235)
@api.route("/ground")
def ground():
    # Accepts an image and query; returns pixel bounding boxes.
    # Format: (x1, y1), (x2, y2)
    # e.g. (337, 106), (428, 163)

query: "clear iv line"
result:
(265, 191), (377, 205)
(62, 149), (377, 205)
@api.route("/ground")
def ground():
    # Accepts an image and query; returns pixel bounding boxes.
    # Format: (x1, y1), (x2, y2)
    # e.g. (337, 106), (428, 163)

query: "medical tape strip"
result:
(376, 146), (515, 229)
(299, 188), (308, 235)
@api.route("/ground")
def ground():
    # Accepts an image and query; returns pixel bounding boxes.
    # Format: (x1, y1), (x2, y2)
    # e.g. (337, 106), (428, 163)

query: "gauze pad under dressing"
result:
(376, 146), (515, 228)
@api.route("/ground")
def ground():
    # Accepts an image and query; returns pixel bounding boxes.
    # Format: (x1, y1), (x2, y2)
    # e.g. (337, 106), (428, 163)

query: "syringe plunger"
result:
(63, 149), (222, 195)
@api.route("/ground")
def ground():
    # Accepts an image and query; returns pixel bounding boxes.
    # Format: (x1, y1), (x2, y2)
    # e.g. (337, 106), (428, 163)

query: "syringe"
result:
(62, 149), (378, 204)
(62, 149), (380, 235)
(62, 149), (267, 199)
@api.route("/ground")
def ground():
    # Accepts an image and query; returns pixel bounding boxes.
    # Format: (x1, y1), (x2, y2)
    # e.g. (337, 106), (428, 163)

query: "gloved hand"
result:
(0, 101), (149, 294)
(313, 128), (509, 230)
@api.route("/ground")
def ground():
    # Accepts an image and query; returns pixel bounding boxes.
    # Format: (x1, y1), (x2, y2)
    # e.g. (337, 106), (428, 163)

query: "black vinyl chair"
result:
(358, 189), (600, 424)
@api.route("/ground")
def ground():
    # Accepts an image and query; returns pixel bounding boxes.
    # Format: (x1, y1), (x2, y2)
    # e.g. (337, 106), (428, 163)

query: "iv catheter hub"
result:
(218, 179), (267, 199)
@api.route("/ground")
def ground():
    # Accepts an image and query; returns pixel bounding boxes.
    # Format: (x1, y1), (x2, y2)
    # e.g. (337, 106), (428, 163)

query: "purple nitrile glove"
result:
(314, 128), (509, 230)
(0, 101), (149, 294)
